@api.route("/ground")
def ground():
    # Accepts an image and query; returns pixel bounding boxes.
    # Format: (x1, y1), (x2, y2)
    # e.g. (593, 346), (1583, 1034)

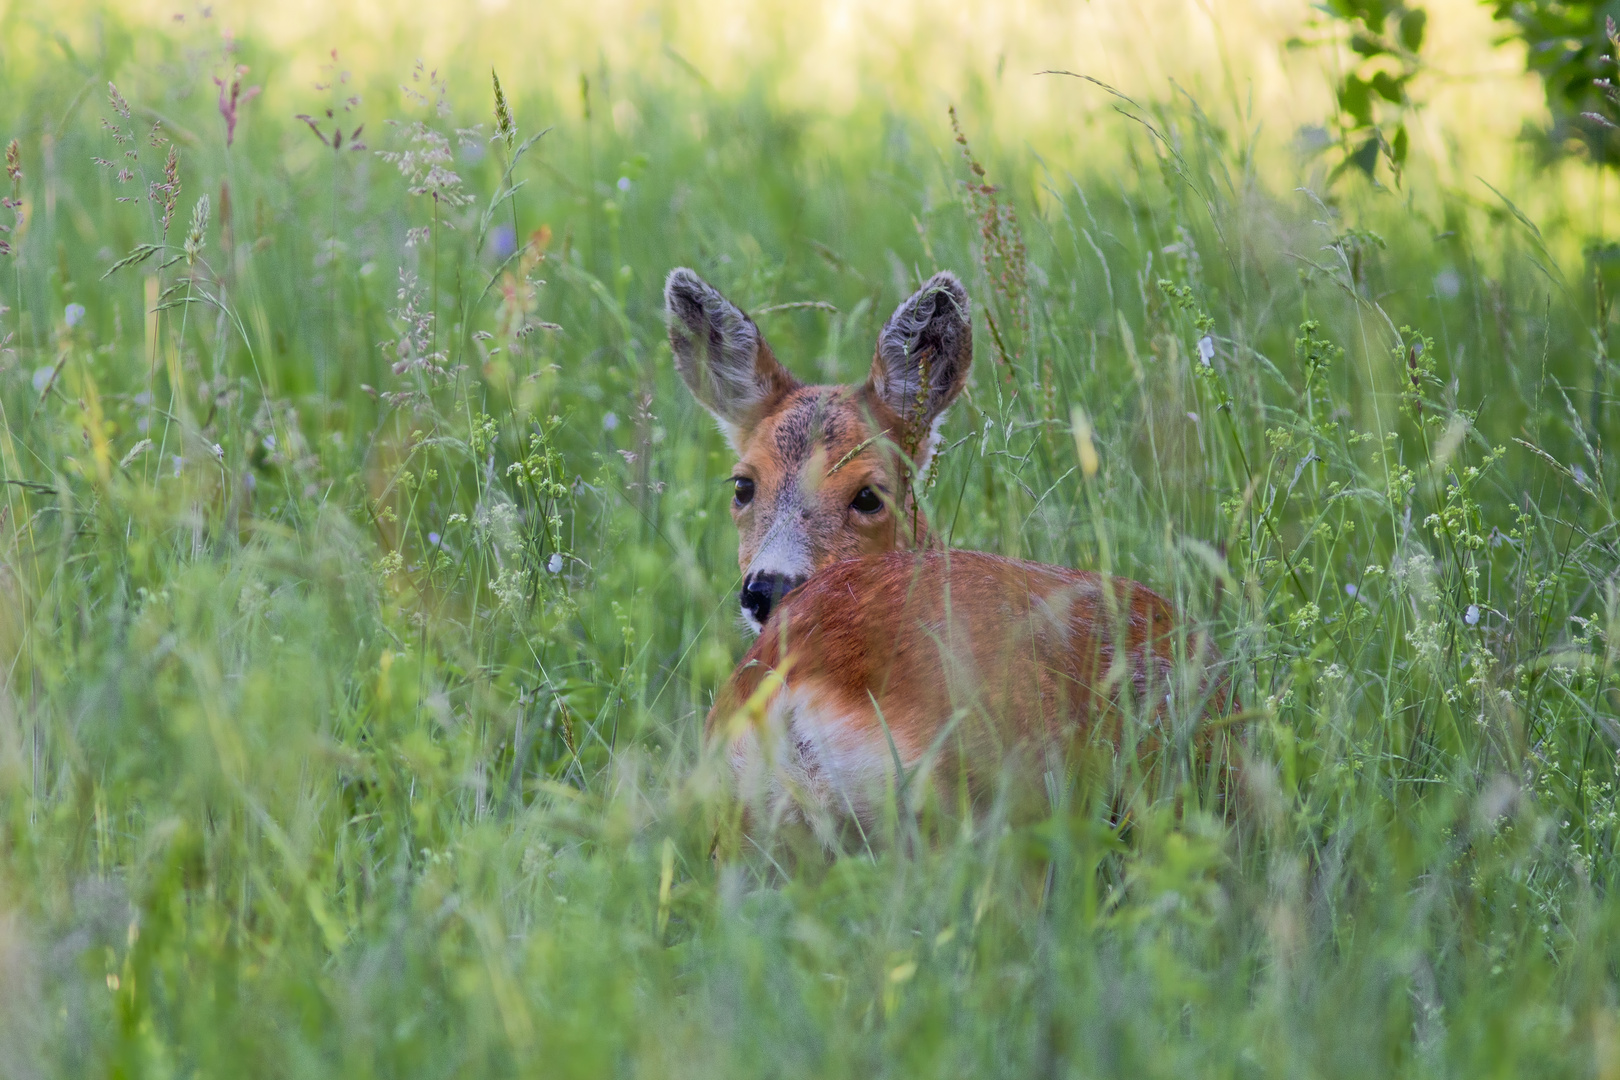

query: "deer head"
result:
(665, 267), (972, 630)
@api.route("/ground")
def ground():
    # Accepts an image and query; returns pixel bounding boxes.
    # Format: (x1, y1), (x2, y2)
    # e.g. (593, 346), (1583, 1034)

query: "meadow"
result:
(1, 1), (1619, 1075)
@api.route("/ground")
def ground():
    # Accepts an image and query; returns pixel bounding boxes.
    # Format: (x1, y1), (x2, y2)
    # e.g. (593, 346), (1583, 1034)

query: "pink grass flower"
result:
(214, 66), (262, 147)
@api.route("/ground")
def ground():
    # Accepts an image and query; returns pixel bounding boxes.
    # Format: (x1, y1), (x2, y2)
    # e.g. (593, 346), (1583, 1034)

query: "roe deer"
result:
(665, 268), (1226, 837)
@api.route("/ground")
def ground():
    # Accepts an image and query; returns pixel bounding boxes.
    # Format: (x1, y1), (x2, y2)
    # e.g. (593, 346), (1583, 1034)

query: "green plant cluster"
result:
(1321, 0), (1428, 183)
(0, 7), (1619, 1078)
(1490, 0), (1620, 161)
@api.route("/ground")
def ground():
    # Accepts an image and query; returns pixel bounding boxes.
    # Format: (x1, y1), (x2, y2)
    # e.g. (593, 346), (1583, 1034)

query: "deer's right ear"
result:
(665, 268), (798, 451)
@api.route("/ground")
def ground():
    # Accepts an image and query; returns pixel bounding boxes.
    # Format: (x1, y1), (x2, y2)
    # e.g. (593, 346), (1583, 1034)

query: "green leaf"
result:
(1339, 76), (1374, 127)
(1350, 32), (1386, 58)
(1371, 71), (1406, 103)
(1400, 8), (1426, 51)
(1350, 136), (1381, 176)
(1392, 123), (1409, 165)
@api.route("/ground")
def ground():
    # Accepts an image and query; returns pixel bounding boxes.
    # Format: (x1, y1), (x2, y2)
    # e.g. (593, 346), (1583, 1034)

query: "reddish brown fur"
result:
(709, 551), (1221, 827)
(664, 268), (1226, 833)
(716, 550), (1177, 726)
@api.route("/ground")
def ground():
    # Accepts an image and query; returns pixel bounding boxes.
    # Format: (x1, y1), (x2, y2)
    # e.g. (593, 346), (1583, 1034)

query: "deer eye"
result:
(850, 486), (883, 514)
(732, 477), (755, 507)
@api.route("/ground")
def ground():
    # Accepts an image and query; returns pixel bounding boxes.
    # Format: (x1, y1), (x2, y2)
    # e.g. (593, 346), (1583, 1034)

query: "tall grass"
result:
(0, 6), (1617, 1077)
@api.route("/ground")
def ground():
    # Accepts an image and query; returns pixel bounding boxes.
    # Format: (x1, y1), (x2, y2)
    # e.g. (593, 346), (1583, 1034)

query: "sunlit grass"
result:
(0, 1), (1618, 1076)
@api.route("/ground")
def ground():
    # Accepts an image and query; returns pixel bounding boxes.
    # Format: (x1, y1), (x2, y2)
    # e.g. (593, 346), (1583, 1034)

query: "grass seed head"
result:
(185, 194), (209, 264)
(158, 144), (180, 236)
(492, 68), (516, 152)
(948, 104), (1027, 373)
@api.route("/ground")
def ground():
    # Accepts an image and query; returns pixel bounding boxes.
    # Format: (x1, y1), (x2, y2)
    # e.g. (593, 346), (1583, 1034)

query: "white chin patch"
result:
(740, 606), (765, 635)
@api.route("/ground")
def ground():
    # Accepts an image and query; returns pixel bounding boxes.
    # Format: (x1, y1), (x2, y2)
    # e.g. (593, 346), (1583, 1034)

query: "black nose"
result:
(740, 573), (805, 626)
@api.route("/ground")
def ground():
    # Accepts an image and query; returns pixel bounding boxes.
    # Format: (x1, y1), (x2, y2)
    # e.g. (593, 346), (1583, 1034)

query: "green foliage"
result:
(1318, 0), (1427, 184)
(0, 8), (1619, 1078)
(1490, 0), (1620, 161)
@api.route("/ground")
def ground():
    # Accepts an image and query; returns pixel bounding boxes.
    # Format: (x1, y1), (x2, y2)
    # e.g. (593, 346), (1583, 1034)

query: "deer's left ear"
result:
(867, 271), (972, 465)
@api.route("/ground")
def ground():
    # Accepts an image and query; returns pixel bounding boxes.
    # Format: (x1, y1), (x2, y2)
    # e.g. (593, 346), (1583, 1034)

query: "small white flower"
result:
(602, 412), (619, 432)
(547, 552), (563, 574)
(1197, 335), (1215, 365)
(1465, 604), (1480, 626)
(1186, 411), (1200, 424)
(211, 443), (224, 459)
(64, 303), (86, 328)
